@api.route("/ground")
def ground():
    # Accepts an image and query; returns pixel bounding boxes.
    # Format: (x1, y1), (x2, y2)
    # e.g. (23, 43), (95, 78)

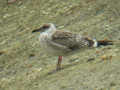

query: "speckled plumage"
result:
(37, 24), (95, 56)
(32, 23), (113, 70)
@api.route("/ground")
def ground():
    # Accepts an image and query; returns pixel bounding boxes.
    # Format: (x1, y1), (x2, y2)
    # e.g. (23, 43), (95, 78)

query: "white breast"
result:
(39, 32), (57, 55)
(39, 32), (68, 56)
(39, 32), (50, 49)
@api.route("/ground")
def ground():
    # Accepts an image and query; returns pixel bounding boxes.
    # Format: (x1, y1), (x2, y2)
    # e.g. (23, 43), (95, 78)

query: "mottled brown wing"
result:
(52, 30), (90, 50)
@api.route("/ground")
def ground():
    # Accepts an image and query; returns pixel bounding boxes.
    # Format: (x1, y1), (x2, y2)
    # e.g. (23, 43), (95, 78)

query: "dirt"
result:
(0, 0), (120, 90)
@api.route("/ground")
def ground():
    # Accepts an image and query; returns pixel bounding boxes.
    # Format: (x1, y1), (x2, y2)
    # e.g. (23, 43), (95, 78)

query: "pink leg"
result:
(56, 56), (62, 70)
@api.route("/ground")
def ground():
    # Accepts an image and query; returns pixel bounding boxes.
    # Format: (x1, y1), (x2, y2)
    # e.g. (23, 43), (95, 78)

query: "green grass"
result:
(0, 0), (120, 90)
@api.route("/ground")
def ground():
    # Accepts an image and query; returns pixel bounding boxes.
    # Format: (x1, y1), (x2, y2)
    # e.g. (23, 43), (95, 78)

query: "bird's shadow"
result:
(37, 61), (80, 81)
(47, 61), (80, 75)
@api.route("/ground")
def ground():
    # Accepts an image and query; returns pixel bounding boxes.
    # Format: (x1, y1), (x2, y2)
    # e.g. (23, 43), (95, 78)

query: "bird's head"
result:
(32, 23), (56, 33)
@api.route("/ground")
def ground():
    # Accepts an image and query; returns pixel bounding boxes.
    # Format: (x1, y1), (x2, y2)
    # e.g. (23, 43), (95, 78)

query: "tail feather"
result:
(97, 40), (113, 47)
(85, 37), (114, 47)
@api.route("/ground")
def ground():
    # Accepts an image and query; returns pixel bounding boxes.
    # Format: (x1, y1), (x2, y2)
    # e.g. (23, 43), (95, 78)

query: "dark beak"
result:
(32, 27), (43, 33)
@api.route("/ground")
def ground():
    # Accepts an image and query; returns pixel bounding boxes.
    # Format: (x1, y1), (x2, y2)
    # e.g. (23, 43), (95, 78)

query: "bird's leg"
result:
(56, 56), (62, 70)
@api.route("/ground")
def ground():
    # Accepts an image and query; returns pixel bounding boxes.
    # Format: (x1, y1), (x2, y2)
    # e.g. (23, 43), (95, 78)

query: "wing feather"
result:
(51, 30), (90, 50)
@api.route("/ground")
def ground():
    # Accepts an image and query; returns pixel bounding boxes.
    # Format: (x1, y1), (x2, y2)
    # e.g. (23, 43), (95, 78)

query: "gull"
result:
(32, 23), (113, 71)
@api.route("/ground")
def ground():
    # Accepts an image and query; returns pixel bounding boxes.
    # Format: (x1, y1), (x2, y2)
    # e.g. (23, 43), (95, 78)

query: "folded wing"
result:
(51, 30), (90, 50)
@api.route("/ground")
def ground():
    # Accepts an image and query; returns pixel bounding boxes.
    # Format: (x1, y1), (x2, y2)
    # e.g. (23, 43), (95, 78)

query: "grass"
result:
(0, 0), (120, 90)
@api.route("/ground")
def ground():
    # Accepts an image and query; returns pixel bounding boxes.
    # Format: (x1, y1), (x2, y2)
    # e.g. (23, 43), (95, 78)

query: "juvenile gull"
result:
(32, 23), (113, 70)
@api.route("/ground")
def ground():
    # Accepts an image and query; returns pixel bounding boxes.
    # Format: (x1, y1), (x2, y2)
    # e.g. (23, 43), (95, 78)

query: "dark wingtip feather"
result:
(97, 40), (113, 47)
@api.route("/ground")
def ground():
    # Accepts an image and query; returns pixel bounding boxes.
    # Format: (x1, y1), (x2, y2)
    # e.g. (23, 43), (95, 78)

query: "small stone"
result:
(87, 58), (95, 62)
(110, 82), (116, 87)
(101, 55), (107, 60)
(0, 51), (5, 56)
(29, 53), (35, 58)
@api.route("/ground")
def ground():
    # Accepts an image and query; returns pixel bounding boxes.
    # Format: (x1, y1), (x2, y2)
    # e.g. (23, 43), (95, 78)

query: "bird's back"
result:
(39, 30), (95, 56)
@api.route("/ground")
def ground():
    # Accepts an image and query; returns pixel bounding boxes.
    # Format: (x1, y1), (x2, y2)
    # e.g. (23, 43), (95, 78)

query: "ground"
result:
(0, 0), (120, 90)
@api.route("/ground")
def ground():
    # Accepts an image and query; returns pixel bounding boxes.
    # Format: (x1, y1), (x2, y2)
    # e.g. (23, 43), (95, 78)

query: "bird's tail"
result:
(93, 39), (113, 47)
(85, 37), (114, 47)
(97, 39), (113, 47)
